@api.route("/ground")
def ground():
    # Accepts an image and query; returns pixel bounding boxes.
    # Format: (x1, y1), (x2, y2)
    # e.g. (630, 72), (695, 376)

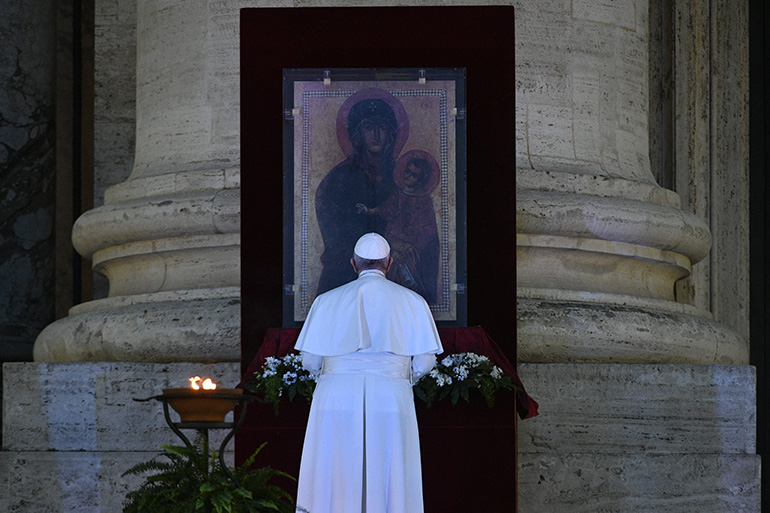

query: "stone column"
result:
(34, 0), (245, 362)
(4, 4), (245, 510)
(513, 0), (758, 510)
(514, 0), (745, 364)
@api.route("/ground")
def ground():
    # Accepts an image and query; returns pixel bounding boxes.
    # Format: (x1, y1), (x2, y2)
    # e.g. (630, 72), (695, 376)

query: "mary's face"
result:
(359, 117), (392, 154)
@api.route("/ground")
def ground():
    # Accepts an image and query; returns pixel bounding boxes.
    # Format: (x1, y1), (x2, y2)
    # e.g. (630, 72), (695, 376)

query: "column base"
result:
(518, 290), (748, 364)
(33, 289), (241, 362)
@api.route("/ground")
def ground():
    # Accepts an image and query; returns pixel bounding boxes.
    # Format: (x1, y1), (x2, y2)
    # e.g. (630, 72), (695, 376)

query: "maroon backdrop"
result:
(240, 5), (517, 510)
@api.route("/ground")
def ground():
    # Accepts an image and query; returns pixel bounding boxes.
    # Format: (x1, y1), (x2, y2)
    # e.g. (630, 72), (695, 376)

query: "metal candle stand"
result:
(135, 391), (257, 483)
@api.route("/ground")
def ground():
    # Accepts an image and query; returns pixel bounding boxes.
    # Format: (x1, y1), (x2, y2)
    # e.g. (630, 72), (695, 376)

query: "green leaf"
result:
(122, 437), (296, 513)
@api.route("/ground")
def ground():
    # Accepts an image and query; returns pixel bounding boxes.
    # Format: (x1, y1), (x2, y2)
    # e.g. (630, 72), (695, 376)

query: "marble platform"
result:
(517, 363), (760, 512)
(1, 361), (760, 512)
(0, 362), (240, 512)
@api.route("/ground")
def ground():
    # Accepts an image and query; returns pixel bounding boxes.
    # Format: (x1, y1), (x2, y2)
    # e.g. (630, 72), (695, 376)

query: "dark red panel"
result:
(240, 6), (516, 509)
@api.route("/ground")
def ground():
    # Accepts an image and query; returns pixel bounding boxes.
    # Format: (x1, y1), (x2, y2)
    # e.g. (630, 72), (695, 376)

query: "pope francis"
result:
(294, 232), (444, 513)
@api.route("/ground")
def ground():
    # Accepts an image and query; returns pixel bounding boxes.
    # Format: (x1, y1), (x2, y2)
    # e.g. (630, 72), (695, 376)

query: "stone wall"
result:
(0, 362), (240, 512)
(0, 0), (57, 362)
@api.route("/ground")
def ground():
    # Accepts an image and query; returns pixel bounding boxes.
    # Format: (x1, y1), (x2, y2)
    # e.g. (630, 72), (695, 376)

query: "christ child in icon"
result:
(356, 150), (440, 303)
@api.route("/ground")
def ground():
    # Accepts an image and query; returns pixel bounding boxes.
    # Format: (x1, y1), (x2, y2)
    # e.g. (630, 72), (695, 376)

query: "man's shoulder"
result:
(362, 275), (429, 303)
(317, 274), (428, 306)
(315, 277), (360, 300)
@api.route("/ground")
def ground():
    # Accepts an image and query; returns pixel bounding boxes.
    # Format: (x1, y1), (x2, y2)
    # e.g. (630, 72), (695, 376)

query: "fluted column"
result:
(514, 0), (746, 364)
(34, 0), (245, 362)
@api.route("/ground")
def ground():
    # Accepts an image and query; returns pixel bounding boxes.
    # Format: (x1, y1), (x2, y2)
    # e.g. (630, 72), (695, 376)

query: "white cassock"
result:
(294, 269), (443, 513)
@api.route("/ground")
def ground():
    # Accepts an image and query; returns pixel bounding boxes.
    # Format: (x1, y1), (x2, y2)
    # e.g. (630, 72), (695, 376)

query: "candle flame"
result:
(189, 376), (217, 390)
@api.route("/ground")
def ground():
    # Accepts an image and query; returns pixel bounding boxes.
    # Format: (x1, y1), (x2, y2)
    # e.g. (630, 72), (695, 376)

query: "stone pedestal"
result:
(0, 362), (240, 512)
(517, 363), (760, 512)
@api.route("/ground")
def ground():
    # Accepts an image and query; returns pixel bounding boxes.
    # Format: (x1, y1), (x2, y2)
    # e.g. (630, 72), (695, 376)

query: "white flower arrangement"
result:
(246, 351), (515, 413)
(413, 352), (516, 407)
(246, 354), (319, 412)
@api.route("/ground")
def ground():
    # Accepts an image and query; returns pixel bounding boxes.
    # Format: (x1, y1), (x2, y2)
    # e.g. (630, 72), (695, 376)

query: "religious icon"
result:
(315, 89), (409, 295)
(284, 69), (466, 325)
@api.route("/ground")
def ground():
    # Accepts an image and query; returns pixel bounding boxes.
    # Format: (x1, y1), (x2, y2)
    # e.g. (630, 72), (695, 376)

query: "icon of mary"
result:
(314, 89), (409, 295)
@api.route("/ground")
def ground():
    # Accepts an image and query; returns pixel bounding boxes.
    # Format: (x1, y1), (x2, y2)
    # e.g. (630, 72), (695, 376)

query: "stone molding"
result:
(517, 190), (711, 264)
(517, 297), (748, 364)
(73, 180), (240, 260)
(33, 295), (241, 362)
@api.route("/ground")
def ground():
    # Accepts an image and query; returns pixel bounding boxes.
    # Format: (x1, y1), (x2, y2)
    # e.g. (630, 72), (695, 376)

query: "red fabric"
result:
(240, 327), (301, 381)
(240, 326), (538, 419)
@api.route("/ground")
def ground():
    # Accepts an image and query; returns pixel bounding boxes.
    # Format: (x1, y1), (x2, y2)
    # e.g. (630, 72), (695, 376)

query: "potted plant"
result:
(122, 435), (296, 513)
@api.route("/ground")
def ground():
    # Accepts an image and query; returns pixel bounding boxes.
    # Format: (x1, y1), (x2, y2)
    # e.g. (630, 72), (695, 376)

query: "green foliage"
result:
(122, 437), (295, 513)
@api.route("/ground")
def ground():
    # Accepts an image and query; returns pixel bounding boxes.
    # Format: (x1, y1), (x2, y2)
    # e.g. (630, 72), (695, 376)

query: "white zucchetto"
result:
(354, 233), (390, 259)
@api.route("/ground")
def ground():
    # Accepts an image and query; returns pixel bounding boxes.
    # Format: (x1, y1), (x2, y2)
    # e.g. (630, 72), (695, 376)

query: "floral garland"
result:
(245, 352), (515, 412)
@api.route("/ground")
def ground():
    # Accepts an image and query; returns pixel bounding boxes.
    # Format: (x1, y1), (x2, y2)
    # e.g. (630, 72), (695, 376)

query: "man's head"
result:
(351, 233), (392, 273)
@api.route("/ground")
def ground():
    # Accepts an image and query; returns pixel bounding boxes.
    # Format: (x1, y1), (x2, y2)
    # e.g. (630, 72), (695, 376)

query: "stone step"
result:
(518, 363), (756, 454)
(518, 453), (760, 513)
(0, 450), (235, 513)
(2, 362), (241, 452)
(1, 451), (759, 513)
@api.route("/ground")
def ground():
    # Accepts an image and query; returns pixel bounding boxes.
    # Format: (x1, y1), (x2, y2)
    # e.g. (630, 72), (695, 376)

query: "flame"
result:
(188, 376), (217, 390)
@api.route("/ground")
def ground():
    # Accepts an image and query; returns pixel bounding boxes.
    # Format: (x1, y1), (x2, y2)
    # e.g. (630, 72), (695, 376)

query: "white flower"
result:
(455, 365), (469, 381)
(490, 366), (503, 379)
(466, 353), (488, 365)
(428, 368), (455, 387)
(441, 355), (454, 367)
(282, 371), (297, 385)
